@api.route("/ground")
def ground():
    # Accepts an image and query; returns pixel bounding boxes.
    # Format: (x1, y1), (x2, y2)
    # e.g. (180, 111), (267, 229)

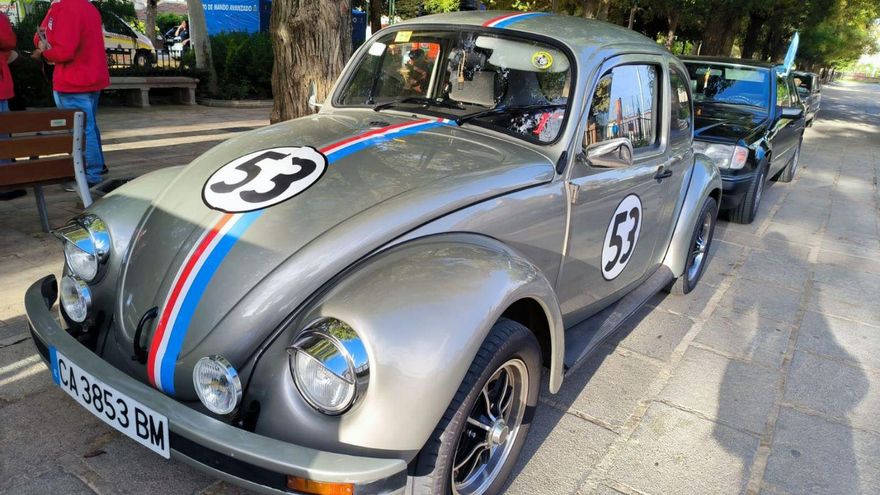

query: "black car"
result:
(793, 71), (821, 126)
(681, 56), (806, 224)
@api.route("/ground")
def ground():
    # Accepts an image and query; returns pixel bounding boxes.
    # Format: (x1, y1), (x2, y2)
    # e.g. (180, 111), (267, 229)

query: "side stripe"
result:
(482, 12), (549, 28)
(146, 117), (453, 394)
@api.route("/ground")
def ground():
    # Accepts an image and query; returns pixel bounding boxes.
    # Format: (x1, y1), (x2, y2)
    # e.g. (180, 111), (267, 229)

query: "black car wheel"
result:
(669, 196), (717, 295)
(730, 161), (767, 224)
(411, 318), (541, 495)
(777, 138), (802, 183)
(134, 50), (153, 68)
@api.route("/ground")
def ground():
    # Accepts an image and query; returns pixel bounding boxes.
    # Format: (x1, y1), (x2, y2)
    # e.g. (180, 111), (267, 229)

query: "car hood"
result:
(116, 111), (555, 396)
(693, 103), (769, 143)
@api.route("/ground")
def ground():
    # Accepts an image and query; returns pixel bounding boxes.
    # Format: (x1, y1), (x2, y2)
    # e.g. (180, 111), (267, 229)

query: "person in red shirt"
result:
(0, 12), (14, 113)
(31, 0), (110, 188)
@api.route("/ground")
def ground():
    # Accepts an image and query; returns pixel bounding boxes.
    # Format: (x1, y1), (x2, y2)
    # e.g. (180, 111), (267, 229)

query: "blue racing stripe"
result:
(494, 12), (549, 28)
(159, 209), (263, 394)
(326, 120), (451, 162)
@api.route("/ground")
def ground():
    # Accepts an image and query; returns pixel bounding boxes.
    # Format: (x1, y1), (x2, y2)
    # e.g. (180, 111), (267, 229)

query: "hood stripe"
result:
(147, 117), (453, 394)
(482, 12), (548, 28)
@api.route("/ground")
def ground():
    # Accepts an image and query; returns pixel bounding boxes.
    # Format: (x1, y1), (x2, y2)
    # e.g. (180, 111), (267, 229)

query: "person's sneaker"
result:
(63, 180), (100, 192)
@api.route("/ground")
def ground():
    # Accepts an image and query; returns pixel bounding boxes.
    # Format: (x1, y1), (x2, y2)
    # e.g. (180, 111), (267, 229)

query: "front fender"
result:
(662, 153), (721, 277)
(247, 233), (564, 455)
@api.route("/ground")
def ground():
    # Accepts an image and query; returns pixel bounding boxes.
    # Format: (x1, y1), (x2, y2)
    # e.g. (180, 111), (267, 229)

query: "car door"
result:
(768, 73), (800, 176)
(556, 55), (675, 325)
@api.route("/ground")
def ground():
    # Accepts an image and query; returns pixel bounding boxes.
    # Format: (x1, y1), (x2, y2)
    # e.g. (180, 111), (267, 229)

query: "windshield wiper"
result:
(373, 97), (464, 112)
(455, 103), (566, 125)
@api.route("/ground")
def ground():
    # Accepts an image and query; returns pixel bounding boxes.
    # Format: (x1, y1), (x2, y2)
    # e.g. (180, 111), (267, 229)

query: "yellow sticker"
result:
(395, 31), (412, 42)
(531, 51), (553, 71)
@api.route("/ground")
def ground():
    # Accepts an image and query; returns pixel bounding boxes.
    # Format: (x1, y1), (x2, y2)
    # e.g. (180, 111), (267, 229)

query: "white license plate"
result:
(50, 348), (170, 459)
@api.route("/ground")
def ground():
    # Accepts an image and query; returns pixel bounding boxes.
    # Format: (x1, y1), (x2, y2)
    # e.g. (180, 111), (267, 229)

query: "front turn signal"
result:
(286, 476), (354, 495)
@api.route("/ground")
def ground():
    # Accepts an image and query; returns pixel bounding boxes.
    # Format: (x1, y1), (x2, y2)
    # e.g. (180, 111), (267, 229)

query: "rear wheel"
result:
(669, 196), (718, 295)
(134, 50), (153, 68)
(730, 162), (767, 224)
(777, 138), (802, 183)
(410, 319), (541, 495)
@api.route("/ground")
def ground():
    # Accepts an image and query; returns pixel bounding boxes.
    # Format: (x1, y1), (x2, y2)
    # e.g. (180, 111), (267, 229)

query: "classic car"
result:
(681, 56), (806, 224)
(26, 11), (721, 495)
(792, 70), (821, 126)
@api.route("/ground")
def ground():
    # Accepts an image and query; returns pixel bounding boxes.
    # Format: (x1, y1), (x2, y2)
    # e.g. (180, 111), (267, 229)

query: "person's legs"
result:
(54, 91), (104, 184)
(87, 91), (106, 171)
(0, 99), (9, 165)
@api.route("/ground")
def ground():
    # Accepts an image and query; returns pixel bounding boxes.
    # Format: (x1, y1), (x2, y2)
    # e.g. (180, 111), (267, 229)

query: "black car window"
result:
(669, 69), (692, 147)
(686, 63), (770, 111)
(586, 64), (659, 151)
(777, 75), (793, 107)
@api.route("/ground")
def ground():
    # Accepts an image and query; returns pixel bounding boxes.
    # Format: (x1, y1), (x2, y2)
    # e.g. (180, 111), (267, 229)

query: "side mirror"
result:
(779, 106), (804, 119)
(307, 81), (323, 110)
(583, 137), (634, 169)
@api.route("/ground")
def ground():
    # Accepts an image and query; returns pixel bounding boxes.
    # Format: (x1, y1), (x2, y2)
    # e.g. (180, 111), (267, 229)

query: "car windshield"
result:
(685, 62), (770, 111)
(336, 28), (573, 143)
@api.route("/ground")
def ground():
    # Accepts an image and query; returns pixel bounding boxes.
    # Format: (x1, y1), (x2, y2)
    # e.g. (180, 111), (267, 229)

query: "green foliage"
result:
(92, 0), (137, 22)
(423, 0), (460, 13)
(208, 32), (274, 99)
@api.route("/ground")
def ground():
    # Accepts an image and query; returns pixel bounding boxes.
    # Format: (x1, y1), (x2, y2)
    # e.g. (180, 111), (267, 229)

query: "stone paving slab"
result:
(1, 83), (879, 494)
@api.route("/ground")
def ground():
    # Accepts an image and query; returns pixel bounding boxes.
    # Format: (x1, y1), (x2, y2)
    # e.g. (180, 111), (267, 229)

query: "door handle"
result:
(654, 166), (673, 181)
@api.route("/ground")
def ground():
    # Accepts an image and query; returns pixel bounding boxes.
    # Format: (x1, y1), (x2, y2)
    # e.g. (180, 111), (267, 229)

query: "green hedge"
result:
(205, 31), (274, 100)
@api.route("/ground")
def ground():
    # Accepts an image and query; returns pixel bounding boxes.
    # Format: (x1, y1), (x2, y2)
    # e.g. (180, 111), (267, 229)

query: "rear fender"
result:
(248, 233), (564, 454)
(662, 153), (721, 277)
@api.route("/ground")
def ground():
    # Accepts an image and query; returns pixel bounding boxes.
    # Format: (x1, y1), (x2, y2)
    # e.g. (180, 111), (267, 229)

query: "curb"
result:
(196, 98), (273, 108)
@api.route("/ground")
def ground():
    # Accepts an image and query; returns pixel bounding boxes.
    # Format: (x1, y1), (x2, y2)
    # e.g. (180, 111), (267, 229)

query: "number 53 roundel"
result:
(203, 147), (328, 213)
(601, 194), (642, 281)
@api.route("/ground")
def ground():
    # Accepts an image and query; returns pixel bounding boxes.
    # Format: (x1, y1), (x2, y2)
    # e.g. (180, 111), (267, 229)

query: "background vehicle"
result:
(102, 11), (155, 68)
(681, 56), (806, 224)
(27, 12), (720, 495)
(793, 70), (821, 126)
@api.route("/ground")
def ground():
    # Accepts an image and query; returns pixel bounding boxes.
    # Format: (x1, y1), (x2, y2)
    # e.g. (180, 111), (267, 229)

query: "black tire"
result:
(777, 138), (802, 183)
(729, 161), (767, 224)
(668, 196), (718, 295)
(410, 318), (541, 495)
(134, 50), (153, 68)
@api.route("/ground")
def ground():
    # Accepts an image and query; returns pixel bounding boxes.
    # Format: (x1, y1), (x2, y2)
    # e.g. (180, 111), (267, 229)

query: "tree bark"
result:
(187, 0), (218, 93)
(627, 4), (638, 29)
(145, 0), (158, 49)
(665, 13), (679, 49)
(700, 3), (742, 57)
(597, 0), (611, 21)
(583, 0), (600, 18)
(369, 0), (383, 33)
(270, 0), (352, 123)
(740, 9), (765, 59)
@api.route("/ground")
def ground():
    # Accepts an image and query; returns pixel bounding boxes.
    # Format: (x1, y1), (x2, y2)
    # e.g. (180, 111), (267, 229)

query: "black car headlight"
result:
(287, 318), (369, 415)
(55, 214), (111, 282)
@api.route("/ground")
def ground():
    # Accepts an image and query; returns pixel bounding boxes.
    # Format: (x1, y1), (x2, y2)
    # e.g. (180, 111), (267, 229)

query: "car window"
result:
(337, 29), (573, 144)
(669, 69), (692, 147)
(777, 75), (793, 107)
(586, 64), (659, 152)
(685, 63), (769, 111)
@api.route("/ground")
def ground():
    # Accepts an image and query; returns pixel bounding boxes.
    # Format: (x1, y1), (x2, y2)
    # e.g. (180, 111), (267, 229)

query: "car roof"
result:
(397, 11), (670, 58)
(679, 55), (777, 69)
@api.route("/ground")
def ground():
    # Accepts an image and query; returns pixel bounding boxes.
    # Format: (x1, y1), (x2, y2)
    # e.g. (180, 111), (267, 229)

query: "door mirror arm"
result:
(583, 137), (634, 169)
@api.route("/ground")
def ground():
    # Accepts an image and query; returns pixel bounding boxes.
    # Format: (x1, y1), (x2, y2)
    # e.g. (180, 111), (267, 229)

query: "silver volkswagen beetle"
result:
(26, 11), (721, 495)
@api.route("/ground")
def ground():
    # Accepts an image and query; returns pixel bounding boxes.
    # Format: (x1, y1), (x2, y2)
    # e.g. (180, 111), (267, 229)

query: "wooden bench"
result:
(107, 76), (199, 108)
(0, 109), (93, 232)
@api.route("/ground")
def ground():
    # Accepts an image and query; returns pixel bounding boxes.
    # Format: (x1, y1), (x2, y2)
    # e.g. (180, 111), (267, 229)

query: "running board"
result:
(563, 266), (674, 375)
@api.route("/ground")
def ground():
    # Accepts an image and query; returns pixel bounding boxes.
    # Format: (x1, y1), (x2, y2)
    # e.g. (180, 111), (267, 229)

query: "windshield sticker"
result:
(531, 51), (553, 70)
(394, 31), (412, 42)
(482, 12), (549, 28)
(601, 194), (642, 281)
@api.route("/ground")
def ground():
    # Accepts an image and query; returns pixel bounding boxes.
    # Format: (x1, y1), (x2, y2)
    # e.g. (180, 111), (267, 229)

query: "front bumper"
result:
(719, 171), (757, 210)
(25, 276), (407, 495)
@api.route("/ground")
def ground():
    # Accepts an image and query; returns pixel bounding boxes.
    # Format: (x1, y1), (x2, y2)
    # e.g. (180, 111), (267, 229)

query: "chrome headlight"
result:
(59, 275), (92, 323)
(193, 355), (242, 415)
(55, 215), (111, 282)
(288, 318), (369, 415)
(693, 141), (749, 170)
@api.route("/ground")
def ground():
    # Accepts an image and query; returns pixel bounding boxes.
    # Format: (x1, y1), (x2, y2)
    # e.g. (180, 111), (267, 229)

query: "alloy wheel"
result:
(687, 208), (714, 283)
(451, 359), (529, 495)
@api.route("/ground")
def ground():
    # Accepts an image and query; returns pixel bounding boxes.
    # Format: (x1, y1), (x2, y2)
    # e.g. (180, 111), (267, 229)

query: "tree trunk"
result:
(597, 0), (611, 21)
(700, 3), (742, 57)
(740, 10), (765, 59)
(369, 0), (383, 33)
(583, 0), (599, 18)
(187, 0), (218, 93)
(665, 13), (678, 49)
(270, 0), (352, 123)
(627, 4), (638, 29)
(145, 0), (158, 49)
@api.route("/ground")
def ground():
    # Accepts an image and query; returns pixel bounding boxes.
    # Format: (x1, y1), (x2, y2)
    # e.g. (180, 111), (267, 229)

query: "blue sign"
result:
(203, 0), (260, 34)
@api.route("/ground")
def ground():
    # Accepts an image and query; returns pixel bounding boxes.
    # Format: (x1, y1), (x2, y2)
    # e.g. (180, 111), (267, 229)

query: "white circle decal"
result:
(601, 194), (642, 281)
(203, 147), (328, 213)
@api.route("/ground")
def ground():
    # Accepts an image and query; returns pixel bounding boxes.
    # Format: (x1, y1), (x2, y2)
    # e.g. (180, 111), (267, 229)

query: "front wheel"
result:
(730, 162), (767, 224)
(668, 196), (718, 295)
(410, 319), (541, 495)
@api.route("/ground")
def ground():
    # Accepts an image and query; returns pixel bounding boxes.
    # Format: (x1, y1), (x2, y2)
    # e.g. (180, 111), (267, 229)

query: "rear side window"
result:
(669, 70), (692, 147)
(776, 75), (793, 107)
(586, 64), (659, 151)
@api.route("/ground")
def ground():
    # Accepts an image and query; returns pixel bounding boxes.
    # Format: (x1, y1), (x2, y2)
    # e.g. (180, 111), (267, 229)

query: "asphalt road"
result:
(1, 81), (878, 495)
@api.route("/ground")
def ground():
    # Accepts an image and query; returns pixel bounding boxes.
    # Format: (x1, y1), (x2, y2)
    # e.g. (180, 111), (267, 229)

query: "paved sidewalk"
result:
(1, 83), (879, 494)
